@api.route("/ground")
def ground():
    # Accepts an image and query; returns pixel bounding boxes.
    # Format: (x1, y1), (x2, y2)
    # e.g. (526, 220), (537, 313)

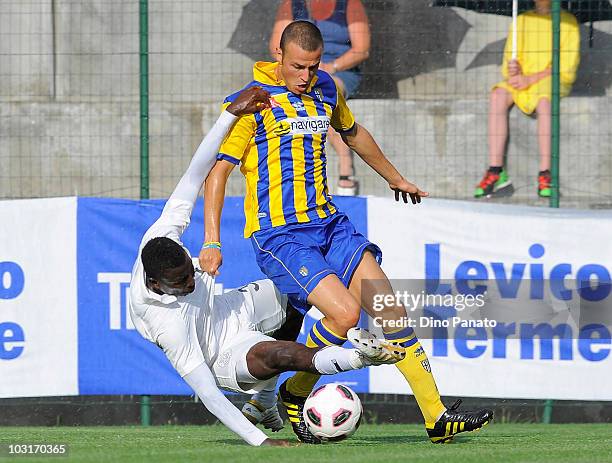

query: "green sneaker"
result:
(474, 169), (512, 198)
(538, 171), (552, 197)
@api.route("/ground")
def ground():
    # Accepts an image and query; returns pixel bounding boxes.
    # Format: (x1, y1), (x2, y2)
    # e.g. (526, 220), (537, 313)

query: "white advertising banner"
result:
(0, 197), (78, 398)
(1, 196), (611, 400)
(367, 198), (612, 400)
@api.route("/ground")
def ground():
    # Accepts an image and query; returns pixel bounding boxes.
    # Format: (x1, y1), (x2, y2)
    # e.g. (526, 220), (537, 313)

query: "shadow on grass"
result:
(216, 431), (503, 447)
(356, 433), (500, 446)
(215, 438), (248, 446)
(345, 434), (426, 445)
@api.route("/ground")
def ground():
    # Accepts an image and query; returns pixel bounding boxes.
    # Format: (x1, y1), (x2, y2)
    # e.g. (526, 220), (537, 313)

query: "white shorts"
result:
(212, 331), (278, 393)
(212, 279), (288, 393)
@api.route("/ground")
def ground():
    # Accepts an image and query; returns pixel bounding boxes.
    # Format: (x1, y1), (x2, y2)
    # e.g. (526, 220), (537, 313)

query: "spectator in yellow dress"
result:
(475, 0), (580, 198)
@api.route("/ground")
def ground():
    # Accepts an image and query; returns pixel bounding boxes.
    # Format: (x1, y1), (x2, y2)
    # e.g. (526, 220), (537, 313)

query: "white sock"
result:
(250, 388), (277, 410)
(312, 346), (363, 374)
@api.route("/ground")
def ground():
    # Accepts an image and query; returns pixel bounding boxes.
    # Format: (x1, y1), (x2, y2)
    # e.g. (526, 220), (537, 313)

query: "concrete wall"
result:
(0, 1), (54, 101)
(1, 0), (611, 208)
(3, 96), (609, 206)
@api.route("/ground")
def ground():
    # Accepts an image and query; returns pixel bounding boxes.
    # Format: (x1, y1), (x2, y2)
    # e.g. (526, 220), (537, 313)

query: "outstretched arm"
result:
(200, 95), (259, 276)
(169, 112), (238, 205)
(200, 159), (236, 276)
(141, 87), (271, 244)
(170, 87), (272, 206)
(342, 124), (428, 204)
(330, 83), (426, 204)
(157, 316), (292, 447)
(184, 364), (292, 447)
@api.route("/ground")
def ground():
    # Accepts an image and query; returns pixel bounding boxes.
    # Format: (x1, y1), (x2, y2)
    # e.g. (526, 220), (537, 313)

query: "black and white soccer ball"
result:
(303, 383), (363, 441)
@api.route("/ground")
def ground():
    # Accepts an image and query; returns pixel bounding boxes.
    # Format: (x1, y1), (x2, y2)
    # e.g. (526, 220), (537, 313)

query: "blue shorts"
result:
(250, 212), (382, 314)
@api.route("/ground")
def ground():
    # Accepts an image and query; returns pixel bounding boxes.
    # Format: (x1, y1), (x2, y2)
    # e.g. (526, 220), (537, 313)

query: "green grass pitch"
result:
(1, 424), (610, 463)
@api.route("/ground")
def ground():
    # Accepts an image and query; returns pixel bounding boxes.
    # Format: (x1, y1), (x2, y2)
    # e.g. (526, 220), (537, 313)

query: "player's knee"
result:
(327, 304), (361, 333)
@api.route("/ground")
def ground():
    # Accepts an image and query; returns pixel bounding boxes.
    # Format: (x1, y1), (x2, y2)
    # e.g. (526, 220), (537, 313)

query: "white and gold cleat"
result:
(348, 327), (406, 366)
(241, 399), (284, 432)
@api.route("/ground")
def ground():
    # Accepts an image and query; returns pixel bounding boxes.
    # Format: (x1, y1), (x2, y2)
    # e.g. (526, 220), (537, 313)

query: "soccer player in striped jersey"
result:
(129, 86), (405, 447)
(201, 21), (492, 444)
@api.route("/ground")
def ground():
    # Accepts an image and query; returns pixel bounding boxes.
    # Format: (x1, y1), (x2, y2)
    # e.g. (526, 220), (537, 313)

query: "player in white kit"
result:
(128, 87), (405, 447)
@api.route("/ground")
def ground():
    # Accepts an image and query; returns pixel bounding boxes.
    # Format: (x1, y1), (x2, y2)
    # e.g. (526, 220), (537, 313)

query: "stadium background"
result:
(1, 0), (611, 427)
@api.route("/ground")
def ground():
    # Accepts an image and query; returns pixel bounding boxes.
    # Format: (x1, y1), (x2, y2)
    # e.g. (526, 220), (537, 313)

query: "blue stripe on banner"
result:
(75, 196), (369, 395)
(76, 197), (267, 395)
(314, 320), (346, 345)
(331, 196), (368, 233)
(254, 112), (272, 229)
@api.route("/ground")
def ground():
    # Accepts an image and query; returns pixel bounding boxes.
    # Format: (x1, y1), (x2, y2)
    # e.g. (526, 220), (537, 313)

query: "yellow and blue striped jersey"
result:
(218, 61), (356, 238)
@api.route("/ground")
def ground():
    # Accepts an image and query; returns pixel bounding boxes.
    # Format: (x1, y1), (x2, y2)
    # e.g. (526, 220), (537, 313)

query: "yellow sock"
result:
(286, 319), (347, 398)
(386, 328), (446, 426)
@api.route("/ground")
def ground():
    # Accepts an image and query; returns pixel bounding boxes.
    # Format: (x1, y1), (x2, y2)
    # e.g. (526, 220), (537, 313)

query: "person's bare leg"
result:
(245, 339), (378, 380)
(283, 274), (361, 397)
(536, 98), (552, 171)
(307, 274), (361, 336)
(488, 87), (514, 167)
(348, 251), (446, 426)
(246, 341), (320, 380)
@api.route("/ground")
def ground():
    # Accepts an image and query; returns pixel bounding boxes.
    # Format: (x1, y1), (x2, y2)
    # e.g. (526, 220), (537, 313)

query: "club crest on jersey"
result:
(314, 88), (323, 102)
(291, 100), (306, 112)
(299, 266), (309, 277)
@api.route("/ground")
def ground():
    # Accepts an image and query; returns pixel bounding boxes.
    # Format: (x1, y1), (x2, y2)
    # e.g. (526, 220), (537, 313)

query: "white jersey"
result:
(127, 110), (269, 446)
(128, 203), (274, 376)
(129, 198), (223, 375)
